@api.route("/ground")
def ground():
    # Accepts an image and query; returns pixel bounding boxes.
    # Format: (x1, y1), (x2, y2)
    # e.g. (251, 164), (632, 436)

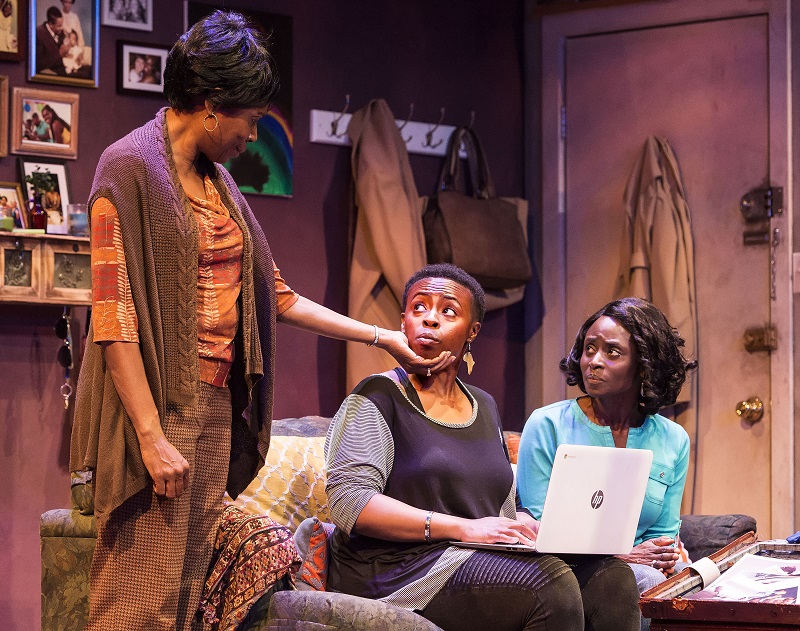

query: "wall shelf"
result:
(0, 232), (91, 305)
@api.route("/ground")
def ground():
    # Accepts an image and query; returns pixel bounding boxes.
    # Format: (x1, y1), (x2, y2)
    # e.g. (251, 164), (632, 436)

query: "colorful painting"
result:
(186, 2), (293, 197)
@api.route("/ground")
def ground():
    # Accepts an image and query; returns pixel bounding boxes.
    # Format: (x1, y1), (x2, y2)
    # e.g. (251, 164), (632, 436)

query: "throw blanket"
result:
(199, 506), (301, 631)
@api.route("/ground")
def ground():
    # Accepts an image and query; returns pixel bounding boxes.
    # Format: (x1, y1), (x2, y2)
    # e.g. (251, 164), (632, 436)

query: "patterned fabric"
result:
(90, 179), (298, 388)
(194, 176), (244, 386)
(264, 591), (445, 631)
(232, 435), (330, 529)
(199, 506), (301, 631)
(41, 531), (95, 631)
(88, 383), (232, 631)
(295, 518), (336, 591)
(90, 197), (138, 342)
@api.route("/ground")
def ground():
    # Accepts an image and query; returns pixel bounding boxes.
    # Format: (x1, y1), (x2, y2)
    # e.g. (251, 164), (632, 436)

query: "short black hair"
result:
(559, 297), (697, 415)
(46, 7), (62, 24)
(402, 263), (486, 323)
(164, 10), (280, 113)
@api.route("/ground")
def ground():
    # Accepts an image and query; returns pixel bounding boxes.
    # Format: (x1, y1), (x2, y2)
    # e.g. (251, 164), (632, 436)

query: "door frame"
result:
(530, 0), (793, 536)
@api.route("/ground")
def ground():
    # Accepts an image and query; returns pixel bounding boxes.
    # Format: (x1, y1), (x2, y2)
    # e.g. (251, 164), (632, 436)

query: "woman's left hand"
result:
(618, 536), (680, 575)
(378, 329), (455, 375)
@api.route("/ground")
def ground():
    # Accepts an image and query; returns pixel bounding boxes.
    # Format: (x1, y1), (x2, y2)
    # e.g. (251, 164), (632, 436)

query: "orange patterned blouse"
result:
(91, 176), (298, 386)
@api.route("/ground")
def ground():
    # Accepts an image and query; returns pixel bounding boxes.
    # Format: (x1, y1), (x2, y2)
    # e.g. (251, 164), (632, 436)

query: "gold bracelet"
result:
(366, 324), (380, 347)
(424, 510), (433, 543)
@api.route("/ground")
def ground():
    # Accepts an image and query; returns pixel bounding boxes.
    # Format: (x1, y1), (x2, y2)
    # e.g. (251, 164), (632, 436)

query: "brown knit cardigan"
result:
(70, 108), (277, 525)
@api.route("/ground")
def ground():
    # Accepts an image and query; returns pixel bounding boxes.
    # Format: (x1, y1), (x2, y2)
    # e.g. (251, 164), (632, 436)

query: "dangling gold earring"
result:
(203, 112), (219, 132)
(463, 342), (475, 375)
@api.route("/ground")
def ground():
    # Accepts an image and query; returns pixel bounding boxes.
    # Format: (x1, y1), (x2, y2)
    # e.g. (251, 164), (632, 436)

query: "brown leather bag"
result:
(423, 127), (532, 290)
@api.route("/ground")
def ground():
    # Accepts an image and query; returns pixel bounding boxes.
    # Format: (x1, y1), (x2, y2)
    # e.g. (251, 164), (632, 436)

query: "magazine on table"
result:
(688, 553), (800, 604)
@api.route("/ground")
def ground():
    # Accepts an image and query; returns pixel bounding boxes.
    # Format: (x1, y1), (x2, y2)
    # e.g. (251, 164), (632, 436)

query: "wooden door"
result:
(534, 0), (792, 537)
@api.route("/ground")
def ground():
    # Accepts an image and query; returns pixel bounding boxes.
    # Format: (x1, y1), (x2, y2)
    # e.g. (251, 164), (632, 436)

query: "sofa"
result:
(41, 416), (757, 631)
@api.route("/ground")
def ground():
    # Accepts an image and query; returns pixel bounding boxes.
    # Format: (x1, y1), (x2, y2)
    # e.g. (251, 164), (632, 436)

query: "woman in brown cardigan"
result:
(71, 11), (451, 631)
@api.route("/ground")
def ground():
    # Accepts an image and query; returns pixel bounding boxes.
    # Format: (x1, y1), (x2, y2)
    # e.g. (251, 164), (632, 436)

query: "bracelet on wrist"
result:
(366, 324), (380, 347)
(424, 510), (433, 543)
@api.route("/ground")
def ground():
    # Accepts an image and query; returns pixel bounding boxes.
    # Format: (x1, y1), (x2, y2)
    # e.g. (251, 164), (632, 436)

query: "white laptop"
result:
(451, 444), (653, 555)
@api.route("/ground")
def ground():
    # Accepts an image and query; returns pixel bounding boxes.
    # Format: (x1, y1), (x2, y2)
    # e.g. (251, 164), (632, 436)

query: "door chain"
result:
(771, 227), (780, 301)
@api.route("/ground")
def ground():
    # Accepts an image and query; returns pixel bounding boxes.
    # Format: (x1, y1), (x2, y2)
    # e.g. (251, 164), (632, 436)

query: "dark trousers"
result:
(422, 552), (639, 631)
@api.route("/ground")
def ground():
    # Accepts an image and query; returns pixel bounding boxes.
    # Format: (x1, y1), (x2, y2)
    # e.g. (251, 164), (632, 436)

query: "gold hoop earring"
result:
(203, 112), (219, 133)
(463, 342), (475, 375)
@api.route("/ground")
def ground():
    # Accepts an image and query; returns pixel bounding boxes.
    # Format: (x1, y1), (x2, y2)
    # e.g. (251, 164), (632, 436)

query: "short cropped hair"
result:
(559, 297), (696, 415)
(164, 10), (280, 113)
(46, 7), (62, 24)
(402, 263), (486, 324)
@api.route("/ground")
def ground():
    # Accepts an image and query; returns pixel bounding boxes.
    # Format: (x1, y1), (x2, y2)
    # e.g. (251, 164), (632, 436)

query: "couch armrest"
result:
(263, 591), (443, 631)
(679, 513), (756, 561)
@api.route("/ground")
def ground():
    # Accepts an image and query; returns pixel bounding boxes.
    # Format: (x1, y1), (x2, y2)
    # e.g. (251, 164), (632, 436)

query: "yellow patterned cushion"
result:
(230, 435), (330, 530)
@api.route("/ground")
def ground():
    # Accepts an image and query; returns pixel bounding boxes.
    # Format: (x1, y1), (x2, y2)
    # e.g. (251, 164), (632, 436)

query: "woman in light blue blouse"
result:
(517, 298), (696, 631)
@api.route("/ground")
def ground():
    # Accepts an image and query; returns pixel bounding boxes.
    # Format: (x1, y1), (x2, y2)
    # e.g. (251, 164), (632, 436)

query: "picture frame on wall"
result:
(11, 87), (79, 159)
(102, 0), (152, 31)
(0, 75), (8, 157)
(29, 0), (99, 88)
(0, 180), (27, 227)
(18, 157), (71, 234)
(117, 40), (168, 95)
(0, 0), (26, 62)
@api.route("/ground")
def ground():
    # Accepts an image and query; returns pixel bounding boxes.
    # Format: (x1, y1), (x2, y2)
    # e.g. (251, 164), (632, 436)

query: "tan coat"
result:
(616, 136), (697, 403)
(345, 100), (427, 390)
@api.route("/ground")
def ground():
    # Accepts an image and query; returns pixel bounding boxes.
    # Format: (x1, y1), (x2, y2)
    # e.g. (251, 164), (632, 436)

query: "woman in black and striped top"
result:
(325, 263), (640, 631)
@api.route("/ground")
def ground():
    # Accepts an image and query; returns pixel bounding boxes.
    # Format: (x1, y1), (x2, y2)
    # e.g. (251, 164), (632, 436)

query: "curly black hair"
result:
(560, 297), (696, 415)
(401, 263), (486, 324)
(164, 10), (280, 113)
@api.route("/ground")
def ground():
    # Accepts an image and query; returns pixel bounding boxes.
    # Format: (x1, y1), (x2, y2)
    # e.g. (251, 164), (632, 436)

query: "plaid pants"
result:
(87, 383), (232, 631)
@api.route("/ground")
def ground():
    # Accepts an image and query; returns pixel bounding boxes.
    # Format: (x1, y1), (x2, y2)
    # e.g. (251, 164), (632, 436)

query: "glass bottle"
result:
(29, 193), (46, 230)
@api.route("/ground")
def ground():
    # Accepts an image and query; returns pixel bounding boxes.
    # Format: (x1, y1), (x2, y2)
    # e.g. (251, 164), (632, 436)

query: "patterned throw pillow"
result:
(230, 435), (330, 529)
(295, 517), (337, 591)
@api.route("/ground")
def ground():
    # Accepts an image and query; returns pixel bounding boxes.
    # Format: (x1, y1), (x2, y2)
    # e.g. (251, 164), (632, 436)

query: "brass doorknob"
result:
(736, 397), (764, 424)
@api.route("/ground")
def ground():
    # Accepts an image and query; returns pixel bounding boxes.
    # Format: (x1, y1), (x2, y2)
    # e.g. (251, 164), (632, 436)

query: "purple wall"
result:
(0, 2), (526, 628)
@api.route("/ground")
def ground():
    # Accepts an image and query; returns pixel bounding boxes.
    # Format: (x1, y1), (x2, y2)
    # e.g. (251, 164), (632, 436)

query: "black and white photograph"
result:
(29, 0), (99, 87)
(101, 0), (151, 31)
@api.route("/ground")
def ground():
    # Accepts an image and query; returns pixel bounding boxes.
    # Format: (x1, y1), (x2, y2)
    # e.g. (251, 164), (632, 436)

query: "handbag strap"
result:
(465, 127), (496, 199)
(436, 127), (496, 199)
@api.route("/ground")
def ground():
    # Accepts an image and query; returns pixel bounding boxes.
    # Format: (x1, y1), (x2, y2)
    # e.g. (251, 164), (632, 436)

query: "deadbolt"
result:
(736, 397), (764, 424)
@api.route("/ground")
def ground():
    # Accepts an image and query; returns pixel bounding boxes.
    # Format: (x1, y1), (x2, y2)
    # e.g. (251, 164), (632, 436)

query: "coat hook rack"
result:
(328, 94), (350, 138)
(397, 103), (414, 143)
(422, 108), (446, 149)
(310, 101), (466, 158)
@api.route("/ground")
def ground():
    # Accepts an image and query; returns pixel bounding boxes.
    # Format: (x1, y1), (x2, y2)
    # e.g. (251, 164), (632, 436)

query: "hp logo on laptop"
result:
(590, 490), (604, 509)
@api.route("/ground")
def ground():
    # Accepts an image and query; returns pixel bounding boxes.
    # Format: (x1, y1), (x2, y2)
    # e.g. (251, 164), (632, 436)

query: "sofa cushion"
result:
(679, 513), (757, 561)
(232, 434), (330, 530)
(293, 517), (336, 591)
(272, 416), (332, 438)
(264, 591), (445, 631)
